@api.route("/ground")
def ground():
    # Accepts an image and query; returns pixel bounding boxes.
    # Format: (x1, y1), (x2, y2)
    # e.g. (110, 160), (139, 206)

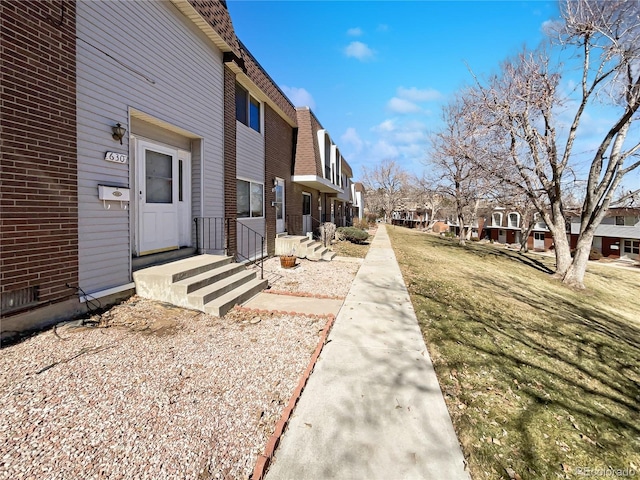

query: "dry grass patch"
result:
(388, 227), (640, 480)
(330, 239), (371, 258)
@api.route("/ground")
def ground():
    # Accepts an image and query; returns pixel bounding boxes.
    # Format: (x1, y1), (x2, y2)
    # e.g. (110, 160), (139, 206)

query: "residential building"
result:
(569, 208), (640, 258)
(0, 0), (356, 338)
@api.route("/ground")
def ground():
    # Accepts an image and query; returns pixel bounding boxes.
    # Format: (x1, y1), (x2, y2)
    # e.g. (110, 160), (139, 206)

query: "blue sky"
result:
(226, 1), (589, 182)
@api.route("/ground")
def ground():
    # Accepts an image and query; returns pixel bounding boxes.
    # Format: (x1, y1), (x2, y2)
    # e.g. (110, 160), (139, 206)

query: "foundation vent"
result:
(1, 286), (40, 315)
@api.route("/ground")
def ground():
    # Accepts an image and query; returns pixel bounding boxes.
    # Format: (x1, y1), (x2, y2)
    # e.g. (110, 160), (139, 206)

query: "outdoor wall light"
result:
(111, 123), (127, 145)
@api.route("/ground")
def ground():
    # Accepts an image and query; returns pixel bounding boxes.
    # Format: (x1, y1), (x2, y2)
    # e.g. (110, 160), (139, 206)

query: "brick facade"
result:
(223, 65), (238, 254)
(1, 0), (78, 316)
(264, 105), (292, 254)
(294, 108), (323, 177)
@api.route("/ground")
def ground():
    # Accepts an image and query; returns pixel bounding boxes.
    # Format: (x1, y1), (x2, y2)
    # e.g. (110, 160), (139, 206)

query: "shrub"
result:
(352, 218), (369, 231)
(337, 226), (369, 244)
(589, 248), (603, 261)
(365, 212), (378, 224)
(319, 222), (336, 247)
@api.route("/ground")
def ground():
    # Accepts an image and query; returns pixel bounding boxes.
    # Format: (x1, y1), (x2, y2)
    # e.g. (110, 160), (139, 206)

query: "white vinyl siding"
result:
(236, 122), (264, 181)
(235, 120), (265, 254)
(76, 1), (224, 294)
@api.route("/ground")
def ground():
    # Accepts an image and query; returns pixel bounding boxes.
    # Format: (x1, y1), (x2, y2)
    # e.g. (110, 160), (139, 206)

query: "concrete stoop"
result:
(275, 234), (336, 261)
(132, 254), (268, 316)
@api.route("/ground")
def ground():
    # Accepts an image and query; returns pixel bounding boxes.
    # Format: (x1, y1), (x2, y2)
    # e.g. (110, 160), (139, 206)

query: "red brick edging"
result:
(264, 289), (345, 300)
(251, 312), (337, 480)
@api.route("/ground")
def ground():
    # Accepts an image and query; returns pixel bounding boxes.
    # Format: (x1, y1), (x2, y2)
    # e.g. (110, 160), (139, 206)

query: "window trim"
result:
(236, 178), (264, 219)
(508, 212), (520, 228)
(235, 82), (261, 133)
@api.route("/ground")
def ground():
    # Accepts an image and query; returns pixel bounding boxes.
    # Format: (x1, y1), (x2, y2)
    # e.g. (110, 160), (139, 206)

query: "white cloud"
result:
(371, 139), (399, 159)
(282, 86), (316, 110)
(341, 127), (363, 153)
(372, 119), (396, 133)
(344, 41), (375, 61)
(377, 24), (389, 32)
(347, 27), (363, 37)
(386, 97), (421, 114)
(397, 86), (443, 102)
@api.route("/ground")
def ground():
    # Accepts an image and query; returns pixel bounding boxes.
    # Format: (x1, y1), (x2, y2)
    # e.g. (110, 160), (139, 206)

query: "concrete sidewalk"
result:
(265, 225), (470, 480)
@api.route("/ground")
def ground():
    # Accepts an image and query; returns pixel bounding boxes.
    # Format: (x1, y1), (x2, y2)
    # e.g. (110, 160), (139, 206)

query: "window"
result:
(616, 216), (638, 226)
(492, 212), (503, 226)
(235, 83), (260, 132)
(534, 213), (547, 229)
(145, 150), (173, 203)
(302, 193), (311, 216)
(508, 212), (520, 228)
(623, 239), (639, 255)
(237, 179), (263, 218)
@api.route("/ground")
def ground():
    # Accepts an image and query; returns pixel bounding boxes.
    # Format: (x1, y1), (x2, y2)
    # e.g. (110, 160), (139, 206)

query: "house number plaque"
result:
(104, 151), (128, 164)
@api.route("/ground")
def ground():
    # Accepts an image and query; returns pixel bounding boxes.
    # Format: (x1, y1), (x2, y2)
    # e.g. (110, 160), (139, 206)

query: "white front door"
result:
(137, 141), (180, 255)
(533, 232), (545, 250)
(302, 193), (312, 234)
(498, 229), (507, 243)
(275, 178), (285, 233)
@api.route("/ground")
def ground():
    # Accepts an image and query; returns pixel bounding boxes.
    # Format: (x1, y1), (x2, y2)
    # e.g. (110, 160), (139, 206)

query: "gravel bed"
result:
(261, 256), (361, 298)
(0, 299), (327, 480)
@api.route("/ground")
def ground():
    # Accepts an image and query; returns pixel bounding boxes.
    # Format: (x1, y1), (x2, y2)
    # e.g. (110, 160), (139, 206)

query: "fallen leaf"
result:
(580, 433), (596, 445)
(504, 467), (522, 480)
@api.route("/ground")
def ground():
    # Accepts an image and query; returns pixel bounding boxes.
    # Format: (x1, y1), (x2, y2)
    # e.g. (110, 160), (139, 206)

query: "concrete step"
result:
(187, 269), (257, 310)
(274, 233), (335, 262)
(322, 251), (337, 261)
(132, 247), (197, 271)
(133, 255), (233, 300)
(133, 254), (268, 316)
(172, 262), (245, 296)
(204, 277), (269, 317)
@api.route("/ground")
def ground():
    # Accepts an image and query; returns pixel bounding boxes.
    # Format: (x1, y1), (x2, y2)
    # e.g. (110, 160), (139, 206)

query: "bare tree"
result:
(465, 0), (640, 288)
(428, 94), (494, 245)
(361, 159), (409, 222)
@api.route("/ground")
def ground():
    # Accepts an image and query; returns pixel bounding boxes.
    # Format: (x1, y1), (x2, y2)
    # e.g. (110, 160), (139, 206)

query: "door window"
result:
(303, 194), (311, 216)
(145, 150), (173, 203)
(275, 183), (283, 220)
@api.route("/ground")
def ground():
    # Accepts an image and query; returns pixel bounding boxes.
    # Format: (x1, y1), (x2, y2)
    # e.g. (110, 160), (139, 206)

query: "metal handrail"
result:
(227, 218), (264, 280)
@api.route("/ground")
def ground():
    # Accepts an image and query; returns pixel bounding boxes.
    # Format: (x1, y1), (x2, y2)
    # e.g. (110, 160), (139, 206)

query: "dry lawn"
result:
(388, 227), (640, 480)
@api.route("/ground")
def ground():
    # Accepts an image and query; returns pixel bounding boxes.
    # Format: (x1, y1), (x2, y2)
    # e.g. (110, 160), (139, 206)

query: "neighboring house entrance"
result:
(592, 236), (602, 253)
(622, 239), (639, 257)
(275, 177), (285, 233)
(302, 193), (312, 234)
(136, 140), (191, 255)
(533, 232), (545, 250)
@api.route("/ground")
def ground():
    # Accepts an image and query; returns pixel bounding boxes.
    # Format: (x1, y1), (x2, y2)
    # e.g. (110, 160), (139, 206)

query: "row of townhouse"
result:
(484, 207), (640, 257)
(1, 0), (362, 337)
(391, 203), (639, 257)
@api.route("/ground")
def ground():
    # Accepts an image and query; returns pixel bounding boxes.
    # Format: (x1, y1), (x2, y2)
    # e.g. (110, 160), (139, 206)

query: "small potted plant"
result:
(279, 247), (297, 268)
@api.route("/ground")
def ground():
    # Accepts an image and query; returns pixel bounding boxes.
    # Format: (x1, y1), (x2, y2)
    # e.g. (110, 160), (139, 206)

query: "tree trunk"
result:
(519, 223), (535, 253)
(552, 229), (572, 278)
(562, 231), (594, 289)
(457, 214), (466, 245)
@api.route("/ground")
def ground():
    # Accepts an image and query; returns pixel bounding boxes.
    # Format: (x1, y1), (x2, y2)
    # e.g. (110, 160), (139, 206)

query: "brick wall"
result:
(264, 105), (294, 254)
(223, 65), (237, 254)
(294, 108), (322, 177)
(1, 0), (78, 315)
